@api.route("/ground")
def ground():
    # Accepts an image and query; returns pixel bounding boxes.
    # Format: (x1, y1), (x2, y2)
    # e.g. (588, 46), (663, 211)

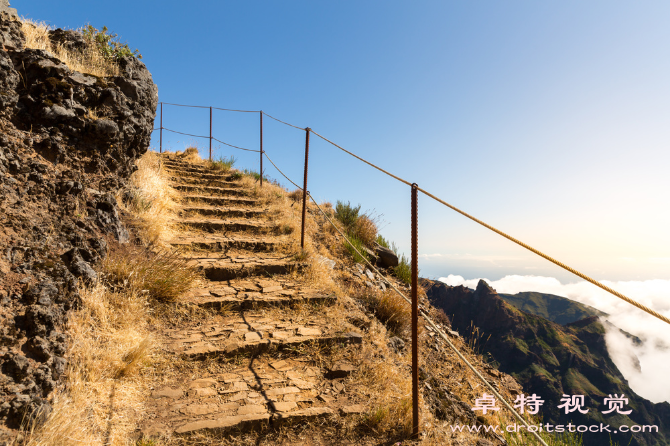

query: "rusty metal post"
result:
(209, 106), (213, 161)
(159, 102), (163, 153)
(260, 112), (264, 187)
(411, 183), (420, 439)
(300, 128), (311, 249)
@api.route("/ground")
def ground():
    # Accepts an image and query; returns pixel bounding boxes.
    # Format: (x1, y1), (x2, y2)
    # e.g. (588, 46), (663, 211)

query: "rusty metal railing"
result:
(151, 99), (670, 442)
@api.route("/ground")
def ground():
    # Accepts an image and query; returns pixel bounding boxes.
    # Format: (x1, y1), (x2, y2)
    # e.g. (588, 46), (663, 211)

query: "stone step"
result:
(162, 161), (215, 172)
(168, 235), (285, 253)
(179, 205), (266, 220)
(184, 277), (336, 310)
(167, 169), (241, 181)
(172, 184), (251, 197)
(185, 254), (304, 281)
(181, 194), (260, 207)
(163, 316), (363, 358)
(169, 176), (243, 188)
(141, 357), (364, 438)
(175, 218), (272, 234)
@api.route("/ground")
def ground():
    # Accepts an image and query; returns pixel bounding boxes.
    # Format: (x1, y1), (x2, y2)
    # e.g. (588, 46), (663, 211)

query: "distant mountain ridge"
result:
(422, 278), (670, 446)
(498, 291), (607, 325)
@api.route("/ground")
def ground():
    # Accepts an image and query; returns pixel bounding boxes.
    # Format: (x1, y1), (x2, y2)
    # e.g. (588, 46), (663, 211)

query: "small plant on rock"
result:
(82, 25), (142, 61)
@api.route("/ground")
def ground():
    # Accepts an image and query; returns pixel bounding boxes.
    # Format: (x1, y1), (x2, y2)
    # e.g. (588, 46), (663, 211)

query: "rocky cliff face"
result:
(422, 279), (670, 446)
(0, 8), (157, 439)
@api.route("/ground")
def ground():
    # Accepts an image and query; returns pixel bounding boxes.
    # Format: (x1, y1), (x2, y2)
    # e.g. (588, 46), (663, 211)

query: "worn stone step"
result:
(184, 278), (336, 310)
(173, 184), (251, 197)
(141, 357), (365, 438)
(169, 176), (243, 188)
(176, 218), (272, 234)
(162, 161), (216, 172)
(185, 254), (304, 281)
(181, 194), (260, 207)
(168, 169), (241, 181)
(179, 205), (265, 220)
(164, 316), (363, 358)
(168, 235), (285, 253)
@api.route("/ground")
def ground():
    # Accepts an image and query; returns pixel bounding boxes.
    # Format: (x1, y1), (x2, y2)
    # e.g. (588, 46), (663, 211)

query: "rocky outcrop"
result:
(0, 8), (157, 439)
(422, 278), (670, 446)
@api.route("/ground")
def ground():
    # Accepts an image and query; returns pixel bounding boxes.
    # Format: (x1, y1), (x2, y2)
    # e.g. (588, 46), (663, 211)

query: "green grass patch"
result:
(344, 234), (369, 263)
(208, 155), (236, 172)
(335, 200), (361, 231)
(394, 254), (412, 285)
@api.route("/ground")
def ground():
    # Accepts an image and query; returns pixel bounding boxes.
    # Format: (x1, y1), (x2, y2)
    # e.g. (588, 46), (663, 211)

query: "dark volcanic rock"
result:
(0, 9), (157, 436)
(422, 278), (670, 446)
(374, 243), (398, 268)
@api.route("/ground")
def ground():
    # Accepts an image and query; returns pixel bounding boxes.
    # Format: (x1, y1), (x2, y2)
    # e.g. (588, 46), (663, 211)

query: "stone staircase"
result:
(140, 157), (365, 439)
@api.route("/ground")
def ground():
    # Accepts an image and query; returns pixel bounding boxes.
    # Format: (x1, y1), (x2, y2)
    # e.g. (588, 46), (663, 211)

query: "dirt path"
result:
(139, 157), (366, 440)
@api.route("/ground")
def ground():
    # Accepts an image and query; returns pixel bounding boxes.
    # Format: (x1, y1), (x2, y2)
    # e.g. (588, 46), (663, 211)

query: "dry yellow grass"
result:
(120, 151), (179, 246)
(20, 152), (558, 445)
(176, 147), (204, 164)
(23, 284), (151, 446)
(353, 214), (377, 247)
(102, 244), (200, 302)
(20, 18), (120, 77)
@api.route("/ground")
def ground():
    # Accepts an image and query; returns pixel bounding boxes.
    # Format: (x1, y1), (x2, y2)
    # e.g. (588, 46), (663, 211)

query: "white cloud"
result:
(437, 274), (670, 403)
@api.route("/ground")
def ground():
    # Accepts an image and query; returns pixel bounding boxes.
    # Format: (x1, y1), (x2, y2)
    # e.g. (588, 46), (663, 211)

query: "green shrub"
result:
(82, 25), (142, 61)
(335, 200), (361, 231)
(344, 234), (369, 263)
(376, 234), (390, 249)
(394, 254), (412, 285)
(243, 168), (276, 184)
(209, 155), (236, 172)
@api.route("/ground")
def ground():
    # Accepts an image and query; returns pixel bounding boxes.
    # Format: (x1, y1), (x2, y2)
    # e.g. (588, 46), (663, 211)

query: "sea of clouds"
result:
(438, 274), (670, 404)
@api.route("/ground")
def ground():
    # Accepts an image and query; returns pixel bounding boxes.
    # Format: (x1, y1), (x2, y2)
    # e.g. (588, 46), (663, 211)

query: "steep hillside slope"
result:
(423, 279), (670, 446)
(0, 7), (157, 440)
(498, 291), (606, 325)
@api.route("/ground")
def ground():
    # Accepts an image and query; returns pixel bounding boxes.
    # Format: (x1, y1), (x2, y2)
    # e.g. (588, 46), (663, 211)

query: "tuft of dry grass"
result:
(101, 244), (199, 302)
(120, 151), (178, 246)
(353, 214), (377, 247)
(353, 319), (414, 439)
(287, 188), (303, 202)
(352, 287), (413, 338)
(179, 146), (203, 164)
(20, 18), (120, 77)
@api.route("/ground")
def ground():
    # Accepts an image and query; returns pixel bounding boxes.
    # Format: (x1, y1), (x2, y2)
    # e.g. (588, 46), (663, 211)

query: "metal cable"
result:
(310, 129), (669, 326)
(161, 102), (210, 109)
(236, 150), (546, 443)
(162, 128), (209, 139)
(212, 106), (259, 113)
(157, 99), (668, 326)
(211, 137), (260, 153)
(307, 195), (549, 446)
(262, 151), (302, 190)
(415, 187), (670, 326)
(310, 130), (412, 187)
(261, 111), (307, 131)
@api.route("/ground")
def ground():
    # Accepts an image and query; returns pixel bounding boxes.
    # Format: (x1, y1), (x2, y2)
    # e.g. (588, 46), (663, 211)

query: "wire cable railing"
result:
(151, 99), (670, 440)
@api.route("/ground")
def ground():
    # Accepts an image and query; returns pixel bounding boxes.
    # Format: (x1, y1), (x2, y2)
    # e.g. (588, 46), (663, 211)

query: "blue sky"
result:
(20, 0), (670, 283)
